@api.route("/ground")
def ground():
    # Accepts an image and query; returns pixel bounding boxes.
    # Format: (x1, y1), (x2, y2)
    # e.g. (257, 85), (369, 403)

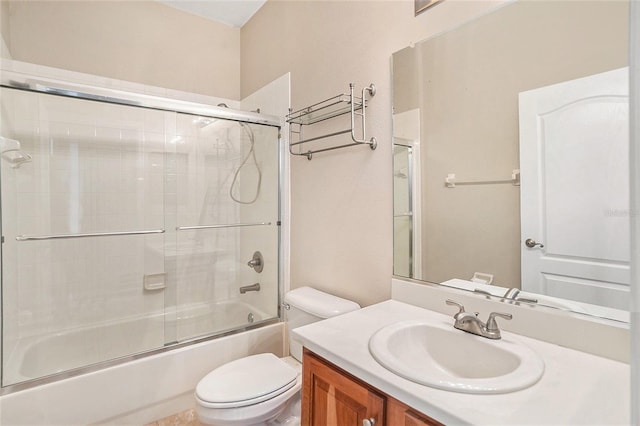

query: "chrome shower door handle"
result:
(524, 238), (544, 248)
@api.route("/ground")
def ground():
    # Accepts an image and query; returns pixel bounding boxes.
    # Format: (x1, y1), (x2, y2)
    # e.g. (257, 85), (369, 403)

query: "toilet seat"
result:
(196, 353), (298, 409)
(195, 375), (302, 426)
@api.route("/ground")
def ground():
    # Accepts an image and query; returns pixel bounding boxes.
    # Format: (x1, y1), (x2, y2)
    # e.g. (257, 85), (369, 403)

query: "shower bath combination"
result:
(0, 72), (282, 392)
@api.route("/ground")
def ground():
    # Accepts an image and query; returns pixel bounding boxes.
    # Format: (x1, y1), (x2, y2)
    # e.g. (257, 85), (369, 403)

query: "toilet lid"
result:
(196, 353), (299, 408)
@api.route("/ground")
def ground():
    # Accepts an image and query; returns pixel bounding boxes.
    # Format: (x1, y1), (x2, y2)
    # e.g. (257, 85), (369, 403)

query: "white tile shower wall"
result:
(163, 111), (180, 344)
(173, 113), (242, 340)
(4, 91), (169, 341)
(0, 79), (17, 363)
(166, 74), (288, 340)
(170, 119), (281, 341)
(236, 124), (280, 319)
(240, 73), (291, 317)
(0, 62), (240, 354)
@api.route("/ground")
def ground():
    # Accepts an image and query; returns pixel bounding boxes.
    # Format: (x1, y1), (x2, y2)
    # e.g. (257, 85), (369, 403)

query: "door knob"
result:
(363, 418), (376, 426)
(525, 238), (544, 248)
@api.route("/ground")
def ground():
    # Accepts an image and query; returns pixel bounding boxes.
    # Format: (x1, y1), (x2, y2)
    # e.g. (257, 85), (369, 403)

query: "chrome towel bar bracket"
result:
(287, 83), (377, 160)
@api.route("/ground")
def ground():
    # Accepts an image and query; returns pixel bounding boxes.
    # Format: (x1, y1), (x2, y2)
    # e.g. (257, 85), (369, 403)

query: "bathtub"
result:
(0, 298), (283, 426)
(3, 299), (272, 386)
(0, 321), (284, 425)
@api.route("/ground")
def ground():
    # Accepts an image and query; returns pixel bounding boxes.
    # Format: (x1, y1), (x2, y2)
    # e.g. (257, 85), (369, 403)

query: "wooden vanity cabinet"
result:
(302, 348), (384, 425)
(302, 349), (443, 426)
(387, 399), (441, 426)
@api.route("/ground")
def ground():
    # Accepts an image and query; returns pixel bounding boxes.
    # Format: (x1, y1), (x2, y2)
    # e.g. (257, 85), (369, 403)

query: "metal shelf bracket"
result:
(287, 83), (377, 160)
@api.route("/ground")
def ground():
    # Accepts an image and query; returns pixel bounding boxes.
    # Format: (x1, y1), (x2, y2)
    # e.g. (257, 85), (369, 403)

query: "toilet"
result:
(195, 286), (361, 426)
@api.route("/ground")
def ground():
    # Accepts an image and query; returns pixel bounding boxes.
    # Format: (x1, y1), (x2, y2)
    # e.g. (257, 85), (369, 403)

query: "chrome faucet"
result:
(473, 287), (538, 304)
(502, 288), (538, 304)
(445, 299), (512, 340)
(239, 283), (261, 294)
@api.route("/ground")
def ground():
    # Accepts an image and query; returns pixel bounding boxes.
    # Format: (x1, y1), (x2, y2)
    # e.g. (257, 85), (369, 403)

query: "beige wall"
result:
(4, 0), (240, 99)
(2, 0), (519, 307)
(393, 1), (628, 288)
(0, 1), (10, 53)
(241, 0), (507, 306)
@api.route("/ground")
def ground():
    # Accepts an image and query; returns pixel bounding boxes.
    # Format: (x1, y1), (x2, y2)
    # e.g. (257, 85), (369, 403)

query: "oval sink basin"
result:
(369, 320), (544, 394)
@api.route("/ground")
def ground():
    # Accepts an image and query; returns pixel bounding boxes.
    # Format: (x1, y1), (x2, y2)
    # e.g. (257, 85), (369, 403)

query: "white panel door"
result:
(519, 68), (630, 310)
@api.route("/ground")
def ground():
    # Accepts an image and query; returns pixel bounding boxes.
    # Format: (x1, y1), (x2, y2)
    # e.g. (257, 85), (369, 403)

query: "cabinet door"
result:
(387, 398), (443, 426)
(302, 349), (385, 426)
(403, 410), (442, 426)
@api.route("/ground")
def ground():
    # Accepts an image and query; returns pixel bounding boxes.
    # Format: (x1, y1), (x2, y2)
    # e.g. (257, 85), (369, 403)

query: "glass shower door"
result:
(169, 113), (280, 343)
(393, 144), (413, 278)
(0, 87), (168, 386)
(0, 83), (282, 388)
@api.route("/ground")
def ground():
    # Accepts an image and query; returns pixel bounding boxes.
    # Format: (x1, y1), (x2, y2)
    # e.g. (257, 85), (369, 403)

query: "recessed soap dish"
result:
(143, 273), (166, 291)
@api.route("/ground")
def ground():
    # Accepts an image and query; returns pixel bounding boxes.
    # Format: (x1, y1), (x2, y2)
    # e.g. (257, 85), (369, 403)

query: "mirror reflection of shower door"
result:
(393, 144), (413, 277)
(171, 114), (280, 342)
(0, 87), (167, 386)
(393, 109), (422, 279)
(519, 68), (630, 310)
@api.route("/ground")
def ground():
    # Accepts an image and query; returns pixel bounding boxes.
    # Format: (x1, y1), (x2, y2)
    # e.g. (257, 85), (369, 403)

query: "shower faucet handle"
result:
(247, 251), (264, 273)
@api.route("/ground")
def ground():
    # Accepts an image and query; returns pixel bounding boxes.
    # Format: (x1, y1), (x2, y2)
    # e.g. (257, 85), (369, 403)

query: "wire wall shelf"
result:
(286, 83), (377, 160)
(287, 94), (363, 125)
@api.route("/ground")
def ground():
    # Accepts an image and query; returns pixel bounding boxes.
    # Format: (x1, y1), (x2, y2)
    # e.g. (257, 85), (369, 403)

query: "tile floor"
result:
(145, 408), (204, 426)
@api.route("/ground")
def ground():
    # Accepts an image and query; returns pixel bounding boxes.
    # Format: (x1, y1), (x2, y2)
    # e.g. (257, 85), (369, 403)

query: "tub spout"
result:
(240, 283), (261, 294)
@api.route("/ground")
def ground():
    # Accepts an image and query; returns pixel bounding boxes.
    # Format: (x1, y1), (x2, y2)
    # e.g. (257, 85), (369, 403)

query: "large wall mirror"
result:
(392, 0), (630, 322)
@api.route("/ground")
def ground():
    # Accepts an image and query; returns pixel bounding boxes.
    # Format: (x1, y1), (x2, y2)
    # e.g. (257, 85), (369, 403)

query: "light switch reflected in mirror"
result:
(393, 0), (630, 323)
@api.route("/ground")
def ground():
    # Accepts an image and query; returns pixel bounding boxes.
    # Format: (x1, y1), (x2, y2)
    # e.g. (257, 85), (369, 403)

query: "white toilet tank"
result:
(283, 286), (360, 361)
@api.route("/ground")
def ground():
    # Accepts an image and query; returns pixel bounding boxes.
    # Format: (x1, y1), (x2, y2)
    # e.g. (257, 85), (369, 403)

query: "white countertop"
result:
(291, 300), (630, 425)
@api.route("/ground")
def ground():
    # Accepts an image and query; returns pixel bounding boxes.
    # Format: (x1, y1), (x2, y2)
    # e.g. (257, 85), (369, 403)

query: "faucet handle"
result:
(445, 299), (465, 316)
(486, 312), (512, 332)
(515, 296), (538, 304)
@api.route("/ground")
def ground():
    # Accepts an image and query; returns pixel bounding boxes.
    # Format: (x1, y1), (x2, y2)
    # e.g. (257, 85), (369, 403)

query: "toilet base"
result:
(267, 392), (300, 426)
(196, 390), (300, 426)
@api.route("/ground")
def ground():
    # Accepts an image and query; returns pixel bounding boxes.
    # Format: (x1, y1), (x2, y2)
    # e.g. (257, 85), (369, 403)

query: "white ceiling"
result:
(156, 0), (267, 28)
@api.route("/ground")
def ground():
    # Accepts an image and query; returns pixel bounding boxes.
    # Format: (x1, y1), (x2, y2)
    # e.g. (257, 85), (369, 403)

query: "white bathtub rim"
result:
(1, 313), (280, 394)
(0, 322), (285, 425)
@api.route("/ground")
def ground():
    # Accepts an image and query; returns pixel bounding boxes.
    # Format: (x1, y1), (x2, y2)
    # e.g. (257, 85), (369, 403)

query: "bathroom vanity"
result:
(292, 281), (630, 425)
(302, 349), (441, 426)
